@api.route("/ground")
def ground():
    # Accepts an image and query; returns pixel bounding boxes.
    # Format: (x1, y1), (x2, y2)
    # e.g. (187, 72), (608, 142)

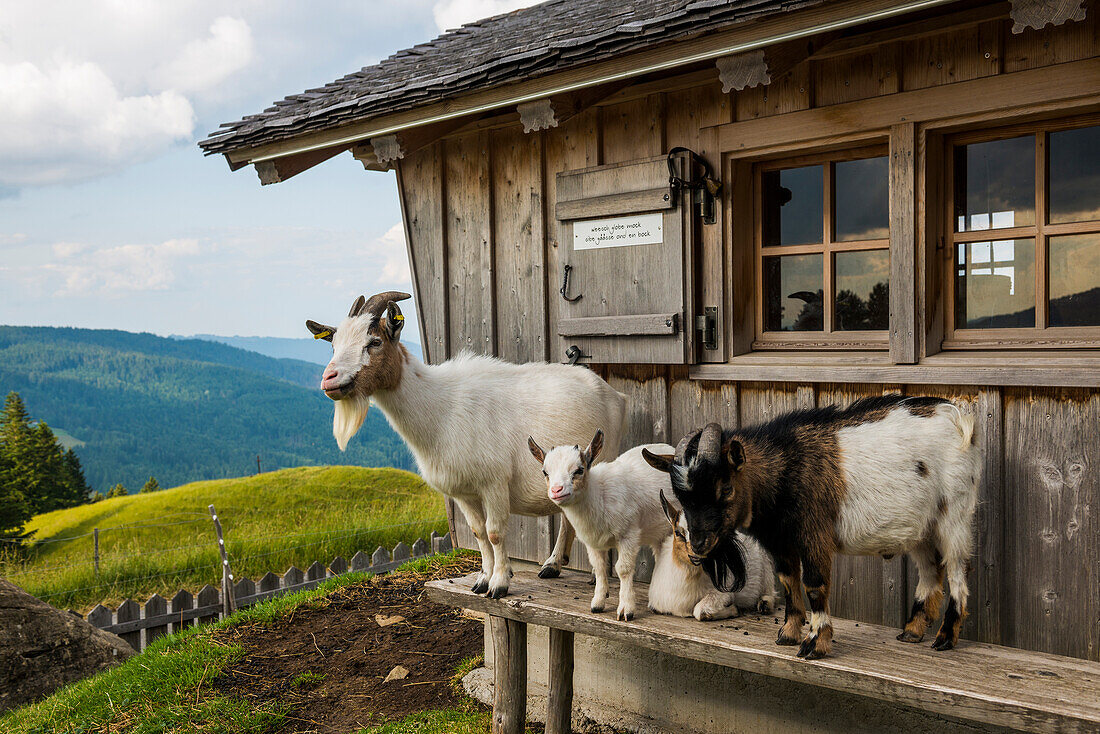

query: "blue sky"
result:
(0, 0), (537, 339)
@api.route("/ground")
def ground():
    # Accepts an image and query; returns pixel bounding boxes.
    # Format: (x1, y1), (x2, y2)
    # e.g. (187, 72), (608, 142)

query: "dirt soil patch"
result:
(212, 555), (484, 733)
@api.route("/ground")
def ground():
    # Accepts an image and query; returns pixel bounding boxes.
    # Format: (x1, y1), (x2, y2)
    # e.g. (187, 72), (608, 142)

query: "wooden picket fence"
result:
(82, 531), (453, 652)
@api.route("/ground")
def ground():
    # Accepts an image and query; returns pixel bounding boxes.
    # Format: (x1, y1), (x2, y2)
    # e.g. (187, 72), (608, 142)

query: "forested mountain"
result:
(177, 334), (423, 365)
(0, 326), (413, 492)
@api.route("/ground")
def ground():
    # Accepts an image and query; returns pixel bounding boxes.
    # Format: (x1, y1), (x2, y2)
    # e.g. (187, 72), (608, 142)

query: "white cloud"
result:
(49, 238), (202, 295)
(375, 223), (412, 284)
(432, 0), (541, 32)
(0, 3), (259, 189)
(155, 16), (254, 94)
(0, 59), (195, 188)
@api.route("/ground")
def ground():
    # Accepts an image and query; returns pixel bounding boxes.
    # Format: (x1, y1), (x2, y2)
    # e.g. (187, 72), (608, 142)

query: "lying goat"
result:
(649, 492), (775, 621)
(308, 292), (625, 598)
(644, 395), (980, 659)
(528, 431), (673, 621)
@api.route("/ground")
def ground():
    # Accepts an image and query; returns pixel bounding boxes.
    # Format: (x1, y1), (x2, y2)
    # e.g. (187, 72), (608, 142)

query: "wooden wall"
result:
(397, 9), (1100, 661)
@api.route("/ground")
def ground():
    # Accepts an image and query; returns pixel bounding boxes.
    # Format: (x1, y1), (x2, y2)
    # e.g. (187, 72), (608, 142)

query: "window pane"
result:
(1049, 234), (1100, 327)
(835, 250), (890, 330)
(955, 239), (1035, 329)
(762, 165), (823, 246)
(1050, 125), (1100, 224)
(835, 156), (889, 241)
(954, 136), (1035, 232)
(764, 254), (823, 331)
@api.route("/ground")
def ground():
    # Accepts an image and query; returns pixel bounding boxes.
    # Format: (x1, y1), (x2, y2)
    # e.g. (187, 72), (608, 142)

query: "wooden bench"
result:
(426, 570), (1100, 734)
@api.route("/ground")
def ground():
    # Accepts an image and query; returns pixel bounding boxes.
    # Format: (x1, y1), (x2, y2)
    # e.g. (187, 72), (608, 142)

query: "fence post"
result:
(93, 528), (99, 574)
(208, 504), (235, 616)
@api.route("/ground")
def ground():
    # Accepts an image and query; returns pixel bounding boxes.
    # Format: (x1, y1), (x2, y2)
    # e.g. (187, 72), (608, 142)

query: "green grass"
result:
(0, 466), (448, 611)
(0, 553), (484, 734)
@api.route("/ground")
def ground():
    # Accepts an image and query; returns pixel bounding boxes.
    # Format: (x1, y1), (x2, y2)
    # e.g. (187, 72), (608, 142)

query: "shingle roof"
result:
(199, 0), (827, 156)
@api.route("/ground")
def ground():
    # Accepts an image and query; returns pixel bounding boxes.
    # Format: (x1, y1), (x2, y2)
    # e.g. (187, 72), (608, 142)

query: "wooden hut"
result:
(202, 1), (1099, 730)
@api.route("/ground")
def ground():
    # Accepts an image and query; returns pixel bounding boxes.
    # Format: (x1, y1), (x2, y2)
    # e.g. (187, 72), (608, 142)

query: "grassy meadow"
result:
(0, 466), (448, 611)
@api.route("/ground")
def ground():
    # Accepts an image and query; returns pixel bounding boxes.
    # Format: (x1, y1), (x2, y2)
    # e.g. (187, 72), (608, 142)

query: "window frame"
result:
(752, 143), (891, 350)
(943, 116), (1100, 350)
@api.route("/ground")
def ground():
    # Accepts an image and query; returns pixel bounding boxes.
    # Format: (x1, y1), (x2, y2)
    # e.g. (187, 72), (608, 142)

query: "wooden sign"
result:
(574, 213), (664, 250)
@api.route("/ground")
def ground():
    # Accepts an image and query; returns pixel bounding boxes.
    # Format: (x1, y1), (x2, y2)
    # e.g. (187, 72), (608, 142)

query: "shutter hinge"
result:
(696, 306), (718, 351)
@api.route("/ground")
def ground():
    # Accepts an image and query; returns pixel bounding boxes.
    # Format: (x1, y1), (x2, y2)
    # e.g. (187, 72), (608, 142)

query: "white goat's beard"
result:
(333, 394), (370, 451)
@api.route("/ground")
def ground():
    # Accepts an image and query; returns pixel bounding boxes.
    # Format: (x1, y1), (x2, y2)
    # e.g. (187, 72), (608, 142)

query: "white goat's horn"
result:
(349, 295), (367, 317)
(698, 423), (723, 463)
(362, 291), (412, 319)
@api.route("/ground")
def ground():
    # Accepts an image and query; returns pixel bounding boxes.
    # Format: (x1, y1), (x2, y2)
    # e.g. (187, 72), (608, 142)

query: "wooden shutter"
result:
(554, 156), (695, 364)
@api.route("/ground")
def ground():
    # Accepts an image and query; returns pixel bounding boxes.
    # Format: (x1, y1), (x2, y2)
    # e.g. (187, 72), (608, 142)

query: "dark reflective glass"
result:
(835, 250), (890, 330)
(1050, 125), (1100, 224)
(954, 136), (1035, 232)
(1048, 234), (1100, 327)
(762, 165), (823, 246)
(835, 156), (889, 242)
(764, 253), (823, 331)
(955, 239), (1035, 329)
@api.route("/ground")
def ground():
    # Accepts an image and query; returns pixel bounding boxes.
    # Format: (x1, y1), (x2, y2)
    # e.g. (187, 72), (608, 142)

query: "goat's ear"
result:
(584, 429), (603, 466)
(383, 301), (405, 341)
(527, 437), (546, 464)
(659, 489), (678, 529)
(642, 448), (675, 474)
(724, 438), (746, 472)
(306, 320), (336, 343)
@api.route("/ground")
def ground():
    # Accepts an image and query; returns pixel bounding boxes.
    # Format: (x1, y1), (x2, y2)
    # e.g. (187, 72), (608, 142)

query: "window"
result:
(947, 121), (1100, 347)
(754, 148), (890, 349)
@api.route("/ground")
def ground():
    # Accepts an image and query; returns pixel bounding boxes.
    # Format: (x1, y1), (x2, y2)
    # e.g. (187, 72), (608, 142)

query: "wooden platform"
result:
(426, 570), (1100, 734)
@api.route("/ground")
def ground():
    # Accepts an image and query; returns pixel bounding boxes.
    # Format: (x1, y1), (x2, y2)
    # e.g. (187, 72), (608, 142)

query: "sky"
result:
(0, 0), (539, 340)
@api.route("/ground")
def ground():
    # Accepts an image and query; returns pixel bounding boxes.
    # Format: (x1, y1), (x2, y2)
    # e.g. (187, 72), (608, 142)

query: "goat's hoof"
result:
(776, 631), (801, 646)
(538, 565), (561, 579)
(486, 585), (509, 599)
(897, 630), (924, 643)
(616, 607), (634, 622)
(796, 635), (828, 659)
(471, 578), (489, 595)
(931, 635), (955, 651)
(757, 598), (774, 615)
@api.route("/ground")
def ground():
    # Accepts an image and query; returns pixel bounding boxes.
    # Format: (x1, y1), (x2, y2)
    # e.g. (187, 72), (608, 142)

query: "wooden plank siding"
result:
(397, 8), (1099, 661)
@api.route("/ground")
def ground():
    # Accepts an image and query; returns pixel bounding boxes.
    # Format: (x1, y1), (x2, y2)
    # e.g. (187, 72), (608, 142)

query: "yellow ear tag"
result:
(313, 330), (332, 340)
(393, 314), (404, 322)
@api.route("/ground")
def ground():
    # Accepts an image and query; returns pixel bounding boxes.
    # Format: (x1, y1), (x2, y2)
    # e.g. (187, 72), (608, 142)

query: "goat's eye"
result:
(572, 468), (583, 477)
(363, 338), (382, 352)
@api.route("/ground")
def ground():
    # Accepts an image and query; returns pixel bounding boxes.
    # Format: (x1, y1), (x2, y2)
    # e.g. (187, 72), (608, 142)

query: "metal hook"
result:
(560, 264), (582, 302)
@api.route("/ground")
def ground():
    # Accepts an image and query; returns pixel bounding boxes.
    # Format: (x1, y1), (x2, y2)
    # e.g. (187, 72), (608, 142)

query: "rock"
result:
(0, 578), (135, 713)
(383, 664), (409, 683)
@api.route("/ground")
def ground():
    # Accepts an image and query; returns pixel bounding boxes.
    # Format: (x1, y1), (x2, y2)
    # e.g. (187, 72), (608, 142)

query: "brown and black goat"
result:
(643, 395), (980, 660)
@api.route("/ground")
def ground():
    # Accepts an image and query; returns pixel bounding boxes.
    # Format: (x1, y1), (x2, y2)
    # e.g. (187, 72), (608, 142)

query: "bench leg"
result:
(490, 616), (527, 734)
(547, 628), (574, 734)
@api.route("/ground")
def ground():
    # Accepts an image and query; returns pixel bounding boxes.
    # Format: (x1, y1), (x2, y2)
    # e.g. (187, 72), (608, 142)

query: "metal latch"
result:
(565, 345), (591, 366)
(696, 306), (718, 351)
(667, 147), (721, 225)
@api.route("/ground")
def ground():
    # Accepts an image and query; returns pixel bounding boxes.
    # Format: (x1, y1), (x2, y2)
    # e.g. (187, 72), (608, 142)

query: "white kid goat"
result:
(648, 492), (775, 621)
(307, 292), (626, 598)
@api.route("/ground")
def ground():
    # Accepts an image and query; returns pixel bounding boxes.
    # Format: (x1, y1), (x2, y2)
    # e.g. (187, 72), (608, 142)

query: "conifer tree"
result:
(140, 476), (160, 493)
(106, 483), (128, 499)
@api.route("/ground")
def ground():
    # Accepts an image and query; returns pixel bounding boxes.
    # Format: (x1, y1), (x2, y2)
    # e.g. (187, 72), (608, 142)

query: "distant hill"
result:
(0, 326), (413, 492)
(177, 333), (423, 365)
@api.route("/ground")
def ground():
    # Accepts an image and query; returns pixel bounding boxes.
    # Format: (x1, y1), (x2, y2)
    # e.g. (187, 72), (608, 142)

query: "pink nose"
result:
(321, 369), (340, 389)
(549, 485), (566, 499)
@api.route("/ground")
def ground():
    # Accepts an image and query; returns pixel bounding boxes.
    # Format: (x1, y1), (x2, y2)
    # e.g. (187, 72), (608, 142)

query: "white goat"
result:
(527, 432), (674, 621)
(307, 292), (626, 598)
(648, 493), (775, 621)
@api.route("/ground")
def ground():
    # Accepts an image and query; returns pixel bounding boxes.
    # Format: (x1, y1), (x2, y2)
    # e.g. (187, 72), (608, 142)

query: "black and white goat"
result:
(307, 293), (626, 598)
(643, 395), (980, 659)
